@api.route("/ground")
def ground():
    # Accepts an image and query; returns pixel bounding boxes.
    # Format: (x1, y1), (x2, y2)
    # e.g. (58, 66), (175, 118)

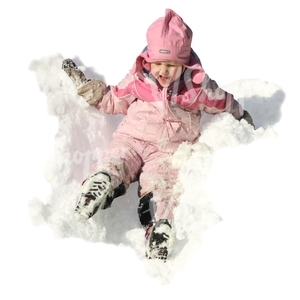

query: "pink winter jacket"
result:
(96, 54), (244, 152)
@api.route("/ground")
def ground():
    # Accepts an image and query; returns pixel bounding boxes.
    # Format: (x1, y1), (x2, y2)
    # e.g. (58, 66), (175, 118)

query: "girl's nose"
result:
(160, 65), (169, 76)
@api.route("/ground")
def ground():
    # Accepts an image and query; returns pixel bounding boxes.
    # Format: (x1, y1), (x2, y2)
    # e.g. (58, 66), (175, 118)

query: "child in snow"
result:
(62, 8), (254, 261)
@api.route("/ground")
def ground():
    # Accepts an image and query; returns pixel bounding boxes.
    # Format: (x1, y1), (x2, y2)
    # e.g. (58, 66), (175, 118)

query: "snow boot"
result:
(137, 192), (155, 230)
(62, 58), (87, 88)
(145, 219), (175, 261)
(75, 172), (126, 221)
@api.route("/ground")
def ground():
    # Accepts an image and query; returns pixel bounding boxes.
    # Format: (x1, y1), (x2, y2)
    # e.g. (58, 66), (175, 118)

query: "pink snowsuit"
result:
(89, 50), (244, 223)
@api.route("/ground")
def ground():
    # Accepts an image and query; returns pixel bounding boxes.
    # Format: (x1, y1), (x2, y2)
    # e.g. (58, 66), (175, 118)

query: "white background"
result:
(1, 0), (300, 299)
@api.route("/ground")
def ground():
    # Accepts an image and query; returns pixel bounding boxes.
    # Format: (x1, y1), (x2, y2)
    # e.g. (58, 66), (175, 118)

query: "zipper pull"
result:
(167, 89), (172, 100)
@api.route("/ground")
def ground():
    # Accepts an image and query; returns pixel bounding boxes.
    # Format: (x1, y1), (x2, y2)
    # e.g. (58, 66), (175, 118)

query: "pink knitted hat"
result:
(141, 9), (193, 64)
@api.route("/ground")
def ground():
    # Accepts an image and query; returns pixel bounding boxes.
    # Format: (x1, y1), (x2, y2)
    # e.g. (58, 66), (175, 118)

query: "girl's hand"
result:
(77, 79), (107, 106)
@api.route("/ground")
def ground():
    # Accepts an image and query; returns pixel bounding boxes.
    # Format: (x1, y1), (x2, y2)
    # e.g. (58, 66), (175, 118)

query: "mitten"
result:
(62, 58), (106, 106)
(62, 58), (87, 88)
(77, 79), (107, 106)
(239, 110), (255, 128)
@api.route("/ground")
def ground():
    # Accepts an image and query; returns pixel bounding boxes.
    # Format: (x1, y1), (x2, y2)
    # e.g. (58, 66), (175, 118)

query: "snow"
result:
(1, 0), (300, 299)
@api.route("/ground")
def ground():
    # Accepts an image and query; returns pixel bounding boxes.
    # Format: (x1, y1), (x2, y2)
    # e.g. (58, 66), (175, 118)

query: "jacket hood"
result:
(131, 9), (205, 84)
(131, 47), (206, 84)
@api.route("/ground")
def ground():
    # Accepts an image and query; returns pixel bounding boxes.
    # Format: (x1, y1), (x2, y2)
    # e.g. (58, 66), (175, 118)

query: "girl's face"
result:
(150, 61), (183, 87)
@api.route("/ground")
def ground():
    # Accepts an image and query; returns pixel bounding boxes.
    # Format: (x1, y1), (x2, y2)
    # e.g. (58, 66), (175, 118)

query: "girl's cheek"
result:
(171, 69), (180, 80)
(175, 67), (183, 79)
(150, 69), (159, 77)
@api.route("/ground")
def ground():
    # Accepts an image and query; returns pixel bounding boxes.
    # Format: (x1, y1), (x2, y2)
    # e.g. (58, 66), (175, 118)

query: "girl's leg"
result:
(75, 134), (143, 220)
(137, 146), (179, 260)
(138, 149), (179, 223)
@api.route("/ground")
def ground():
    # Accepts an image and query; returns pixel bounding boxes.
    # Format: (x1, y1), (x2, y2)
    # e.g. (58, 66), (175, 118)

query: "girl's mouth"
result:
(159, 76), (170, 85)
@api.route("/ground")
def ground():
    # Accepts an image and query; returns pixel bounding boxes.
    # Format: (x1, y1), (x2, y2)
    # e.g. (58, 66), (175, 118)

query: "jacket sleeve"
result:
(198, 74), (244, 119)
(96, 72), (137, 115)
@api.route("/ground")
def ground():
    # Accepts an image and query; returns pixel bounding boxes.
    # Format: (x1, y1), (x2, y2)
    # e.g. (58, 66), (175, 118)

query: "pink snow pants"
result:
(88, 132), (179, 222)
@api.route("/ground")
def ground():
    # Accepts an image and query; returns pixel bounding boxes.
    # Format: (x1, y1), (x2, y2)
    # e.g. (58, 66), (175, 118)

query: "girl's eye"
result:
(152, 63), (178, 68)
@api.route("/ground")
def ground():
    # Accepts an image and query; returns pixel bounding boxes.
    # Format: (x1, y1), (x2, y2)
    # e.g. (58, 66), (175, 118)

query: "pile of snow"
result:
(28, 54), (283, 283)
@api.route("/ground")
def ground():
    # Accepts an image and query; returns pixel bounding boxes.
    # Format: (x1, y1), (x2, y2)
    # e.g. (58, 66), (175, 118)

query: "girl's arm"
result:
(96, 72), (137, 115)
(198, 74), (255, 127)
(198, 74), (243, 118)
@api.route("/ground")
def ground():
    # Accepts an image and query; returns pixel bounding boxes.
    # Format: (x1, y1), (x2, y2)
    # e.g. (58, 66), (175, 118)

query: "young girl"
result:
(62, 9), (254, 261)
